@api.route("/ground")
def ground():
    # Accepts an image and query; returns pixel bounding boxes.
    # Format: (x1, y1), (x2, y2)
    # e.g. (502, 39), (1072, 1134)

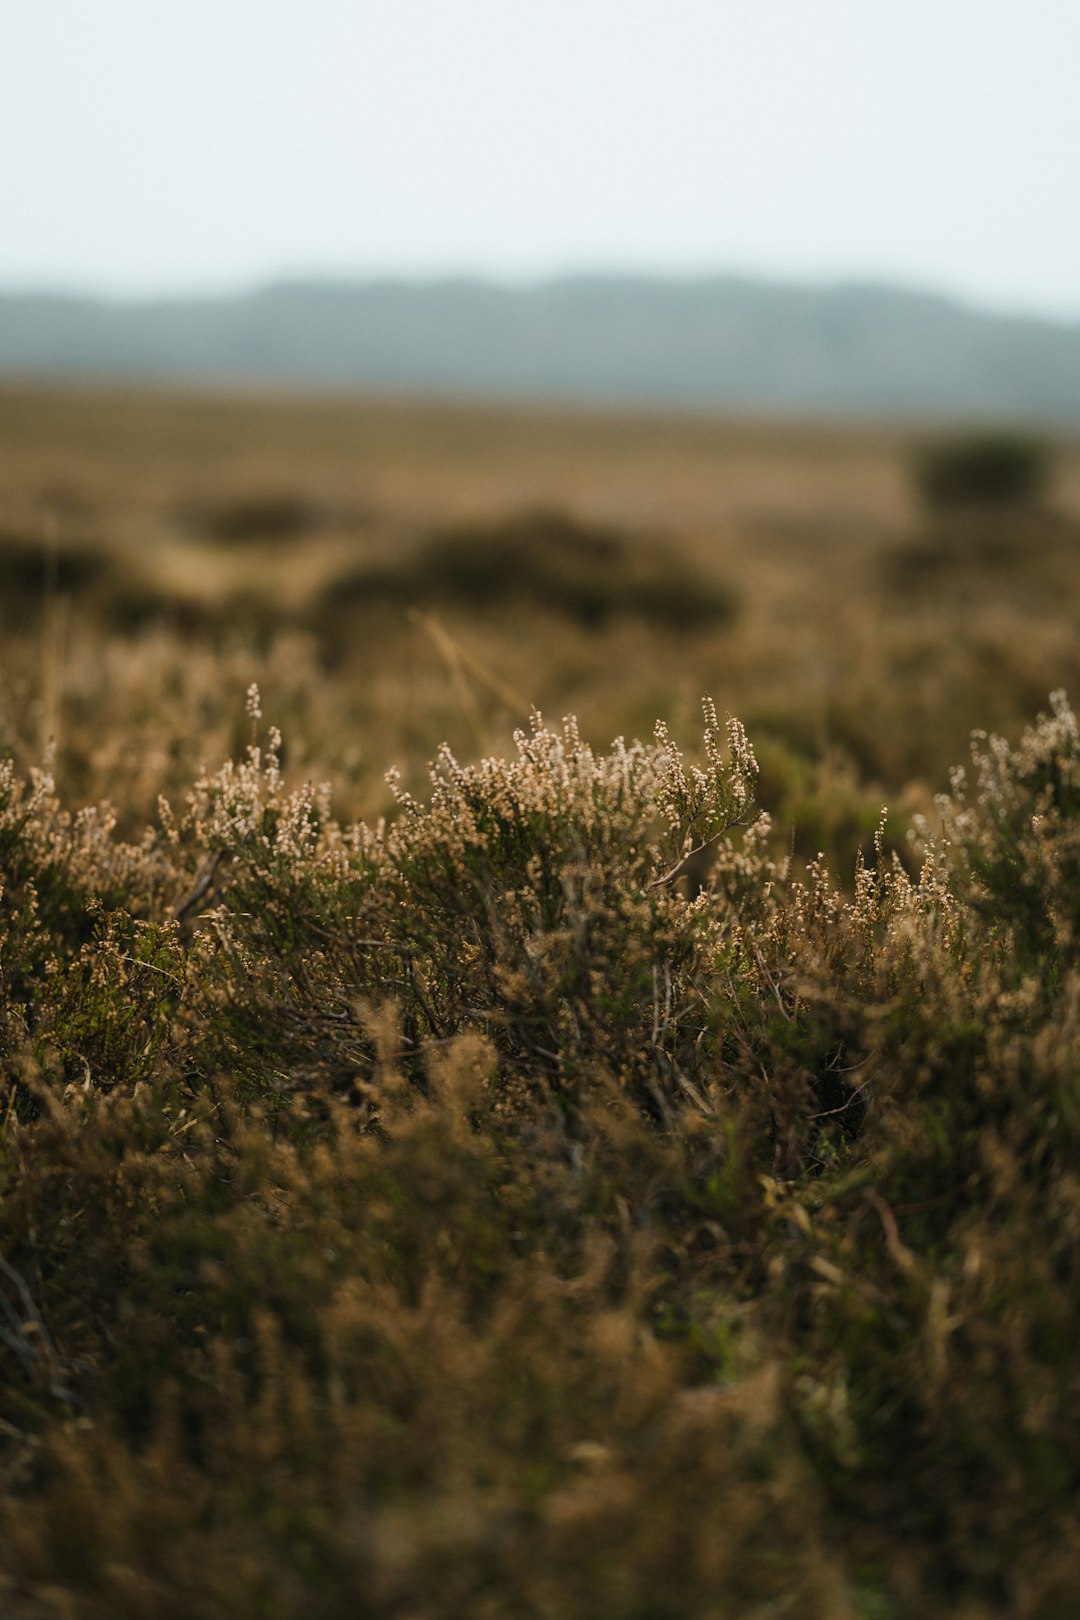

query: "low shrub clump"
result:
(0, 532), (114, 626)
(318, 508), (738, 632)
(913, 430), (1050, 512)
(175, 491), (322, 543)
(1, 694), (1080, 1616)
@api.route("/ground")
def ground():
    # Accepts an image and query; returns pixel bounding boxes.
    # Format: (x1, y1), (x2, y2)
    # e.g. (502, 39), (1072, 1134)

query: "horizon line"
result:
(2, 266), (1079, 330)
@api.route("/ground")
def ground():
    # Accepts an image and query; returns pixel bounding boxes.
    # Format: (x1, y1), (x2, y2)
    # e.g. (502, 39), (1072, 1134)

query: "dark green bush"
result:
(913, 431), (1049, 511)
(316, 509), (738, 632)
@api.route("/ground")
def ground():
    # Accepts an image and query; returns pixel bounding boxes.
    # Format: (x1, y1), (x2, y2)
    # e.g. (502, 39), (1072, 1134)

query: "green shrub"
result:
(913, 431), (1049, 511)
(316, 509), (738, 632)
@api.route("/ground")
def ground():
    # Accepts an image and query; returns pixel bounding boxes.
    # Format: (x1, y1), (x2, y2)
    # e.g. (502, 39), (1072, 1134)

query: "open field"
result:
(3, 383), (1080, 858)
(2, 384), (1080, 1617)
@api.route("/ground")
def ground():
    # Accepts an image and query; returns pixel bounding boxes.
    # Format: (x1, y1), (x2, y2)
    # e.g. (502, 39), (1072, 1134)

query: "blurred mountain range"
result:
(2, 274), (1079, 420)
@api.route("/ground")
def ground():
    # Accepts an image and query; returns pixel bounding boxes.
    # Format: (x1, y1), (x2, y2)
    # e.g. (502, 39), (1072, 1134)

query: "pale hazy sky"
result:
(4, 1), (1080, 319)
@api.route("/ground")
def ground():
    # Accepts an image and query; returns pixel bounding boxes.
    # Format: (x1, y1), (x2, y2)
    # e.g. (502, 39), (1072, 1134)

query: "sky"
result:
(4, 1), (1080, 320)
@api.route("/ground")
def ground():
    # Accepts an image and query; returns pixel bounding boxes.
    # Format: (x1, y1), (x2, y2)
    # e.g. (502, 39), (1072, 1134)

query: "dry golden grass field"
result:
(3, 381), (1079, 860)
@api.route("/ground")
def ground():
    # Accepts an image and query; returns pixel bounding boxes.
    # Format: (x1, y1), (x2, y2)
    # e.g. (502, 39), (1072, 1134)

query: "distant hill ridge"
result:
(2, 274), (1079, 420)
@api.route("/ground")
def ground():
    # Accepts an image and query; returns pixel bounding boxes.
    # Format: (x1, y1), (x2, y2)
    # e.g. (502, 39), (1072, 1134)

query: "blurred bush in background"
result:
(913, 429), (1050, 511)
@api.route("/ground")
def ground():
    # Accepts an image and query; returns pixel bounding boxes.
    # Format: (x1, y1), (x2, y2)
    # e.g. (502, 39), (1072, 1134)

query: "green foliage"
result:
(913, 430), (1050, 511)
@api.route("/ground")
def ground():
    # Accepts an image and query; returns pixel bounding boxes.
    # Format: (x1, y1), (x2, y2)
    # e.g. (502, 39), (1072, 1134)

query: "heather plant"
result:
(937, 688), (1080, 973)
(176, 700), (757, 1114)
(2, 689), (1078, 1615)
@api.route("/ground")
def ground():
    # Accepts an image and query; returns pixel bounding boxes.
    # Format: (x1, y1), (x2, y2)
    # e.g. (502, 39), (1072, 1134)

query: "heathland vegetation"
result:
(1, 385), (1080, 1617)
